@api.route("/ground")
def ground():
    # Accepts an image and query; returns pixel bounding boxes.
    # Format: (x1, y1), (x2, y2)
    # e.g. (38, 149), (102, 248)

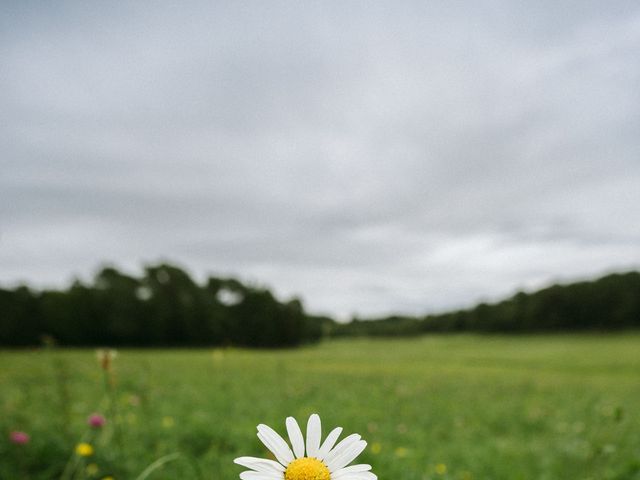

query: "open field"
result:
(1, 334), (640, 480)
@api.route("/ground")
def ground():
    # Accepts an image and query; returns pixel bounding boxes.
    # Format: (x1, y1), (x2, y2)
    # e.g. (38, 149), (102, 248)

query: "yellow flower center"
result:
(285, 457), (331, 480)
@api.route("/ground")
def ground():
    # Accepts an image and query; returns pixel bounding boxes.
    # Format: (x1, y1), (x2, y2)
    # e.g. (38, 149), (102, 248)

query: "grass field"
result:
(1, 334), (640, 480)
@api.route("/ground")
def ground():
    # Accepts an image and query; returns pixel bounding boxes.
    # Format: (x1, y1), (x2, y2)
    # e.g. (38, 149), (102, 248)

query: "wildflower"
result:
(370, 443), (381, 454)
(102, 477), (115, 480)
(96, 349), (117, 371)
(88, 413), (107, 428)
(9, 431), (30, 445)
(435, 463), (447, 475)
(86, 463), (99, 475)
(234, 413), (376, 480)
(394, 447), (408, 458)
(162, 416), (175, 428)
(76, 443), (94, 457)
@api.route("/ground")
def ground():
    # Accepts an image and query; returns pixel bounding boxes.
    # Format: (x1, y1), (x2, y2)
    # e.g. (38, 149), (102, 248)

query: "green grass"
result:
(1, 334), (640, 480)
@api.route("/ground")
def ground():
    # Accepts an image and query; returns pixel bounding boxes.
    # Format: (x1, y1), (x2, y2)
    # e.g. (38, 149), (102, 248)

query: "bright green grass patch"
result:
(1, 334), (640, 479)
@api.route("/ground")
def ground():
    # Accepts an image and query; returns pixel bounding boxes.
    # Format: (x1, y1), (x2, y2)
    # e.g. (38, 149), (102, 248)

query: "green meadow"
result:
(2, 334), (640, 480)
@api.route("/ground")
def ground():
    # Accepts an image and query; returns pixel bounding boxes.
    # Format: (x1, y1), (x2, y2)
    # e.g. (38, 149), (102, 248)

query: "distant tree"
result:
(0, 286), (41, 345)
(2, 268), (639, 346)
(331, 271), (640, 337)
(0, 262), (327, 348)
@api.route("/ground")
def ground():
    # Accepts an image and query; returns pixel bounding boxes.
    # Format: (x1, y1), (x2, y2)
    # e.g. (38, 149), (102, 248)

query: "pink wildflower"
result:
(87, 413), (107, 428)
(10, 431), (30, 445)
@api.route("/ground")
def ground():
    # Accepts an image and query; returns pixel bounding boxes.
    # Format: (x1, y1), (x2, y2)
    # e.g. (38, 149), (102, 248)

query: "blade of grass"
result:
(134, 453), (182, 480)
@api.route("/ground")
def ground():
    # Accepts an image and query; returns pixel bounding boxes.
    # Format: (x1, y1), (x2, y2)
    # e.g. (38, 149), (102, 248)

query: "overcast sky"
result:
(1, 1), (639, 318)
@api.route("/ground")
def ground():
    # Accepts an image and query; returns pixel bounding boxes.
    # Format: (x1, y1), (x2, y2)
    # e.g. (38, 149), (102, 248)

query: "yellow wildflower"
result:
(394, 447), (408, 458)
(435, 463), (447, 475)
(162, 416), (175, 428)
(76, 443), (94, 457)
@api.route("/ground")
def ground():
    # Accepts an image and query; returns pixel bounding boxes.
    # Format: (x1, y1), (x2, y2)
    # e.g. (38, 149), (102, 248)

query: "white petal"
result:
(286, 417), (305, 458)
(234, 457), (286, 473)
(306, 414), (321, 458)
(257, 429), (294, 466)
(332, 464), (372, 478)
(327, 440), (367, 472)
(337, 473), (377, 480)
(258, 424), (295, 464)
(317, 427), (343, 460)
(256, 432), (285, 466)
(323, 434), (361, 465)
(239, 471), (282, 480)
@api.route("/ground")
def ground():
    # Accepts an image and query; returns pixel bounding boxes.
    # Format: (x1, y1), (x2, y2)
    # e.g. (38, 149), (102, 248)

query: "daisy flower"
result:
(234, 414), (376, 480)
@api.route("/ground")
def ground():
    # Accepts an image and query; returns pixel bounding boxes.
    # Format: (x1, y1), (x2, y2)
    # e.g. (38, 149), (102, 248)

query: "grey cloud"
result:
(1, 0), (640, 317)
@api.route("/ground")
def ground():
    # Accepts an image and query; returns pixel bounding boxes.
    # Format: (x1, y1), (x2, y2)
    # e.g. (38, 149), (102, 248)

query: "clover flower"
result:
(88, 413), (107, 428)
(9, 431), (30, 445)
(234, 414), (376, 480)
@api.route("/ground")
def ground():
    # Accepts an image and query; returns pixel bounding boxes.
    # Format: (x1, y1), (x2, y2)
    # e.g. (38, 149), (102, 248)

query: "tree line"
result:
(331, 271), (640, 337)
(1, 267), (638, 347)
(0, 263), (326, 347)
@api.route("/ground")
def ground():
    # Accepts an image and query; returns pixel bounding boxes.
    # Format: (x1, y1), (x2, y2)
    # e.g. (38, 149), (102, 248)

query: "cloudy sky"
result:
(1, 1), (639, 318)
